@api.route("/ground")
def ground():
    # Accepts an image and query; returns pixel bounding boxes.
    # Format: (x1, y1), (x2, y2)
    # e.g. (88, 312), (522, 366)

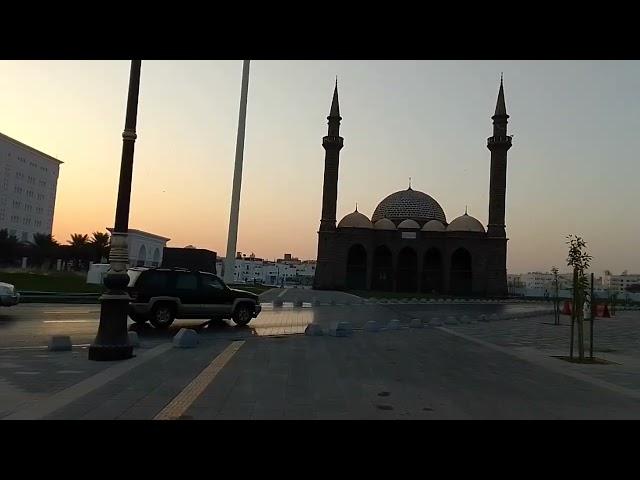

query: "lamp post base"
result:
(89, 290), (134, 362)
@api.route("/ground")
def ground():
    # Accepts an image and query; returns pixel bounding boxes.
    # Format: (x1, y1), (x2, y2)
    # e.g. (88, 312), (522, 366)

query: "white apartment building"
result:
(602, 271), (640, 294)
(216, 253), (317, 285)
(0, 131), (62, 242)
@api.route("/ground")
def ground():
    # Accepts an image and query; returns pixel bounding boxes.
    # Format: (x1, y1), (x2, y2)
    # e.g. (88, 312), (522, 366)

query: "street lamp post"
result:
(89, 60), (142, 361)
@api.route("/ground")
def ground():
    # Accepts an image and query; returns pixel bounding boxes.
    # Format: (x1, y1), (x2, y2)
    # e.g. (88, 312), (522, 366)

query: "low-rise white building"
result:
(216, 252), (317, 286)
(0, 131), (62, 242)
(603, 270), (640, 294)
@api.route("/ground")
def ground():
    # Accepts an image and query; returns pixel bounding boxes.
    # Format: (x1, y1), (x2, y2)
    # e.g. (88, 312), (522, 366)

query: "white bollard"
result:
(386, 319), (401, 330)
(328, 321), (352, 337)
(304, 324), (324, 336)
(445, 316), (459, 325)
(409, 318), (423, 329)
(364, 320), (381, 332)
(127, 331), (140, 348)
(173, 328), (199, 348)
(48, 335), (72, 352)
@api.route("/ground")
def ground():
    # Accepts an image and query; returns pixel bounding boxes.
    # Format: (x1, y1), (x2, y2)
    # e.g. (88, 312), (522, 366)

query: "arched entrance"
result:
(136, 245), (147, 267)
(450, 248), (472, 296)
(396, 247), (418, 292)
(346, 244), (367, 290)
(371, 245), (393, 291)
(152, 247), (161, 267)
(422, 248), (443, 293)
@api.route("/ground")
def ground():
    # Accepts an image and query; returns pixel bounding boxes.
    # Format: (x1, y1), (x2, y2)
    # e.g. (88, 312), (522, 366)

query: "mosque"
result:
(313, 78), (513, 296)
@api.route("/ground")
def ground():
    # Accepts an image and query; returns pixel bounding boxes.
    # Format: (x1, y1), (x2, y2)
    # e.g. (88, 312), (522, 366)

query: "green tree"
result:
(566, 235), (592, 361)
(89, 231), (110, 263)
(31, 233), (60, 269)
(0, 229), (20, 265)
(67, 233), (89, 270)
(551, 266), (560, 325)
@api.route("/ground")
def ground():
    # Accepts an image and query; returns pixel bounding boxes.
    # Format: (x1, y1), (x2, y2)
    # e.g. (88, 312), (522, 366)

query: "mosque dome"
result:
(374, 218), (397, 230)
(337, 209), (374, 229)
(371, 187), (446, 226)
(397, 219), (421, 229)
(447, 212), (485, 233)
(422, 220), (446, 232)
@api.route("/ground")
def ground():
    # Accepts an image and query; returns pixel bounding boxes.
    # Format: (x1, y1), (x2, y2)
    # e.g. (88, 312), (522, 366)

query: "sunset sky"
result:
(1, 60), (638, 275)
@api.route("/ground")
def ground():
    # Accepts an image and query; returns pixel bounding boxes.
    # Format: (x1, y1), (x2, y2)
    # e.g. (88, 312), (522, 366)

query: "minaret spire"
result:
(329, 77), (340, 118)
(494, 74), (508, 118)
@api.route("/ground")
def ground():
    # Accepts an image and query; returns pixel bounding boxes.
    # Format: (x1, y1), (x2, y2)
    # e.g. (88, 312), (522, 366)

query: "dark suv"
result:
(127, 268), (261, 329)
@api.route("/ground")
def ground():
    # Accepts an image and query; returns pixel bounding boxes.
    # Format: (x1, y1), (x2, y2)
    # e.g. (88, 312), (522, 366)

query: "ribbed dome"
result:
(374, 218), (397, 230)
(422, 220), (446, 232)
(371, 187), (446, 226)
(447, 213), (485, 233)
(397, 219), (420, 229)
(337, 209), (374, 229)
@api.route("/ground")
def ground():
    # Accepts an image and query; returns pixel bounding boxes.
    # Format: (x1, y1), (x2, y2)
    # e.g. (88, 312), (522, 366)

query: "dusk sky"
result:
(1, 60), (638, 275)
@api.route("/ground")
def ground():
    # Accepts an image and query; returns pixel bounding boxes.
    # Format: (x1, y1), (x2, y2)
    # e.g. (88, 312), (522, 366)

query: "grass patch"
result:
(0, 271), (103, 293)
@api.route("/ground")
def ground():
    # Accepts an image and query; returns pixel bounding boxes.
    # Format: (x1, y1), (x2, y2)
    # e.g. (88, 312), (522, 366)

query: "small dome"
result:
(422, 220), (446, 232)
(397, 219), (420, 229)
(447, 213), (485, 233)
(374, 218), (396, 230)
(337, 209), (374, 229)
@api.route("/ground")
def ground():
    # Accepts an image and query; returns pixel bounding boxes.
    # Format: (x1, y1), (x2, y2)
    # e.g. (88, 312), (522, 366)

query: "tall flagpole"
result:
(224, 60), (250, 284)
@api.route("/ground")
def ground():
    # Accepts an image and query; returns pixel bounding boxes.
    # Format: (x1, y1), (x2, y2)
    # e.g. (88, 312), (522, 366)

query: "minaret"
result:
(319, 79), (344, 232)
(314, 80), (344, 290)
(486, 75), (512, 238)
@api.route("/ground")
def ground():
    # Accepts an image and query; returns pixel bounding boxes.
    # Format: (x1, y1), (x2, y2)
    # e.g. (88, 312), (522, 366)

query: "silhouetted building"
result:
(313, 78), (513, 296)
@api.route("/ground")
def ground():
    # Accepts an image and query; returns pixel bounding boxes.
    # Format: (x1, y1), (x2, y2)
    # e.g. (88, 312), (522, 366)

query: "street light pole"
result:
(89, 60), (142, 361)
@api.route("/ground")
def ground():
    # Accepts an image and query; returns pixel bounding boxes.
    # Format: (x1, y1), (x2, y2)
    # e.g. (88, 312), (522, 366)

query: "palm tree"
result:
(0, 229), (20, 266)
(31, 233), (60, 269)
(68, 233), (89, 270)
(90, 231), (110, 263)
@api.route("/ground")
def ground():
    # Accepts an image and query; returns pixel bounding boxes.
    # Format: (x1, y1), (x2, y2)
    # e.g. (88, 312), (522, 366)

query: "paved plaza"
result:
(1, 291), (640, 420)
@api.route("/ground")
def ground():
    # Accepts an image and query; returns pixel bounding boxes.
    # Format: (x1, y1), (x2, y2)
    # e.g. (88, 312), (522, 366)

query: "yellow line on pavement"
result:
(154, 341), (245, 420)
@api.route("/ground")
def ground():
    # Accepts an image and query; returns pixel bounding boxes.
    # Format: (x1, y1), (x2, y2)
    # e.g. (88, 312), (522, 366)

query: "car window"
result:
(138, 272), (169, 289)
(202, 274), (225, 291)
(175, 273), (199, 290)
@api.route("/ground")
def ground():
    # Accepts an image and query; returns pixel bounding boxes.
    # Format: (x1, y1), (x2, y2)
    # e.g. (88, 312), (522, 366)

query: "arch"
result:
(422, 247), (443, 293)
(346, 244), (367, 290)
(396, 247), (418, 292)
(371, 245), (393, 291)
(136, 244), (147, 267)
(450, 248), (472, 296)
(152, 247), (161, 267)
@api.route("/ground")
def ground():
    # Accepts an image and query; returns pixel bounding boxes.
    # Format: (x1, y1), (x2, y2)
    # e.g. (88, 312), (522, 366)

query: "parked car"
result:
(0, 282), (20, 307)
(126, 267), (261, 329)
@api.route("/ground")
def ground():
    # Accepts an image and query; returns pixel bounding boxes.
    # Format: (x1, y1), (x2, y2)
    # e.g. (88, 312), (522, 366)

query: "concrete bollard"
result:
(364, 320), (381, 332)
(490, 313), (499, 322)
(304, 323), (324, 336)
(386, 319), (401, 330)
(173, 328), (199, 348)
(429, 317), (443, 327)
(445, 316), (459, 325)
(48, 335), (72, 352)
(479, 314), (488, 322)
(409, 318), (423, 329)
(329, 321), (352, 337)
(127, 331), (140, 348)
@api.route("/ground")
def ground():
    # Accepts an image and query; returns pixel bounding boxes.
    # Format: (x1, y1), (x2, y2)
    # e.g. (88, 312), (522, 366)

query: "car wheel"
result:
(233, 304), (253, 326)
(150, 303), (176, 329)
